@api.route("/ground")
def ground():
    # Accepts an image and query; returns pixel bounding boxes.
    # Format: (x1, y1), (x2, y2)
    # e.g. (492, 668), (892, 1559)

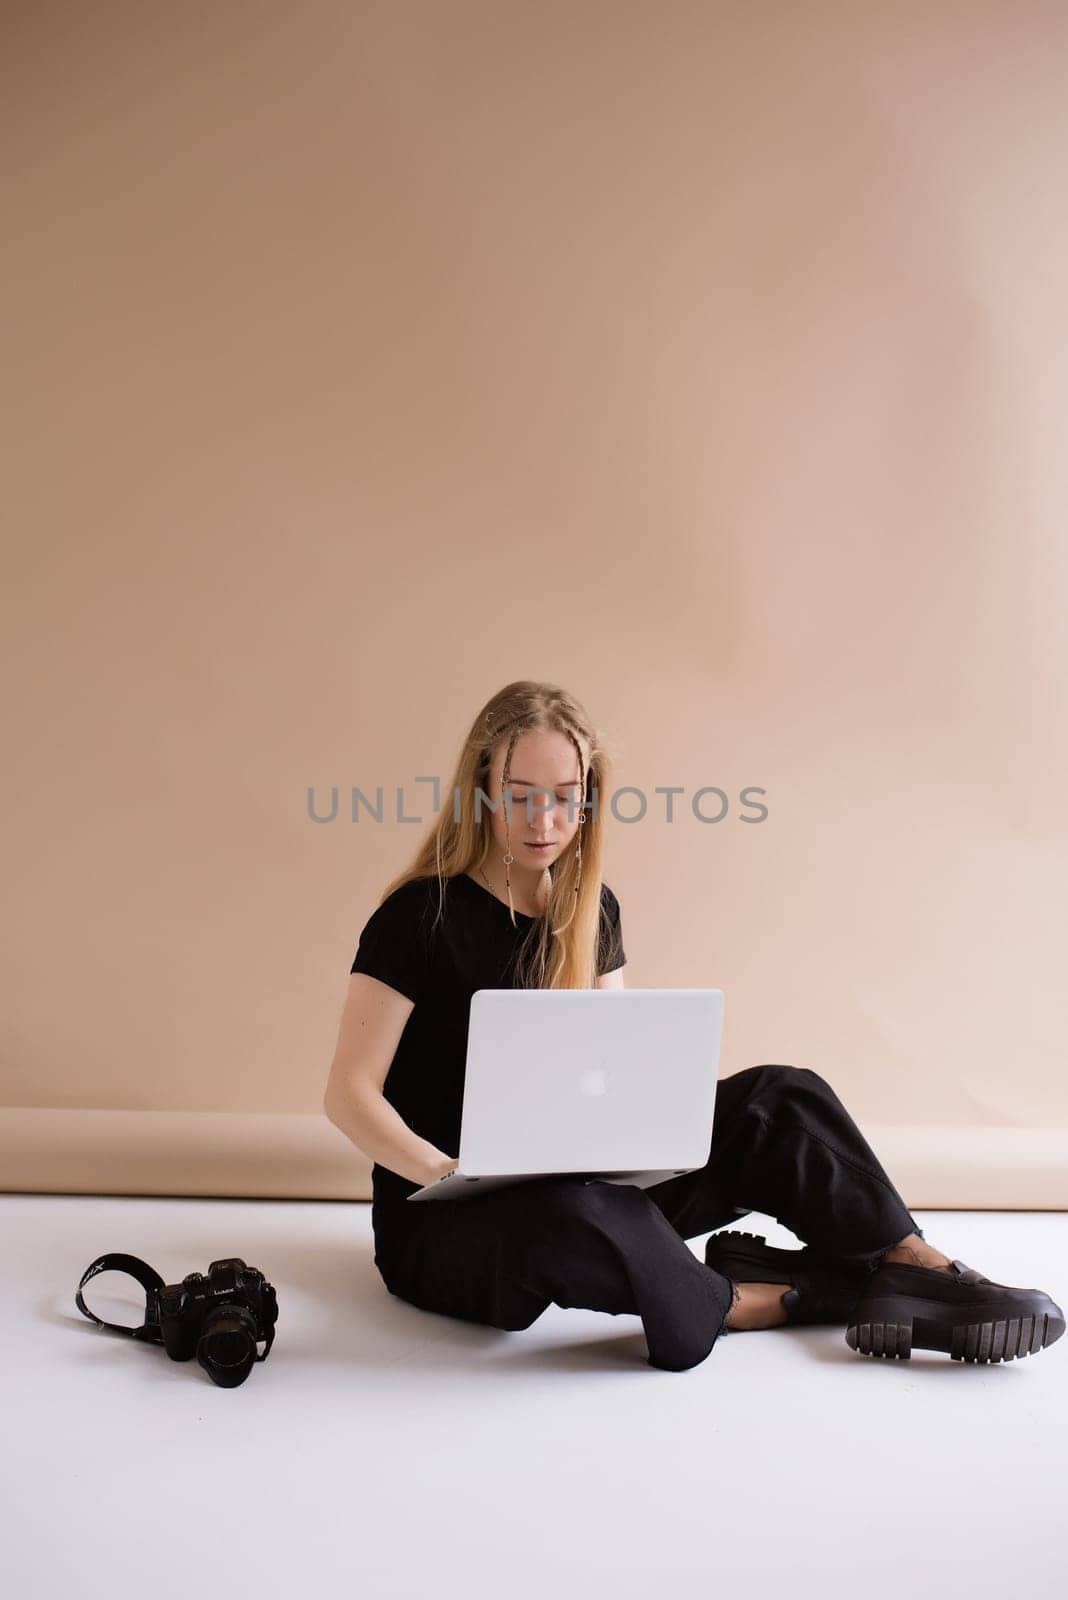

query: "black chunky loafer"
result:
(845, 1257), (1066, 1363)
(703, 1230), (873, 1327)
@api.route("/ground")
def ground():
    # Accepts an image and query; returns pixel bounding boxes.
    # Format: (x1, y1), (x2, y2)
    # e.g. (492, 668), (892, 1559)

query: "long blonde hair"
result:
(377, 680), (618, 988)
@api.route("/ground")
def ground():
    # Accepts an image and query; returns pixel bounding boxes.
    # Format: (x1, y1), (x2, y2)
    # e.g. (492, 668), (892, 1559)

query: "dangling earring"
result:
(501, 765), (516, 921)
(573, 750), (587, 898)
(574, 807), (585, 895)
(502, 844), (516, 919)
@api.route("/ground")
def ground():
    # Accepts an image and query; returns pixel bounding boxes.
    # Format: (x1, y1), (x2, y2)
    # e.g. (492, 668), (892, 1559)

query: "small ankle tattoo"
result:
(886, 1242), (951, 1271)
(888, 1244), (928, 1267)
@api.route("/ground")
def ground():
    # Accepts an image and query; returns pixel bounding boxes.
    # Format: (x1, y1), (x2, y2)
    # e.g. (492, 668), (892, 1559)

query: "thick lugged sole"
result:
(845, 1297), (1065, 1362)
(708, 1229), (768, 1255)
(705, 1230), (799, 1271)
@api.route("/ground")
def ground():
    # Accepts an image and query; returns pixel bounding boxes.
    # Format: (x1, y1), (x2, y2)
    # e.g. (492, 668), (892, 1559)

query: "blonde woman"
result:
(324, 681), (1064, 1371)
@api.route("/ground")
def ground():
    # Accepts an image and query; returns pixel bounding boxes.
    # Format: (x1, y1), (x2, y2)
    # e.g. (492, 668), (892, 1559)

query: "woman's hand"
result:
(421, 1149), (461, 1185)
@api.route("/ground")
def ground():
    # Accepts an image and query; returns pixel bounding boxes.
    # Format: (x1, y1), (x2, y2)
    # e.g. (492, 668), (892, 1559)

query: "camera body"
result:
(153, 1257), (278, 1385)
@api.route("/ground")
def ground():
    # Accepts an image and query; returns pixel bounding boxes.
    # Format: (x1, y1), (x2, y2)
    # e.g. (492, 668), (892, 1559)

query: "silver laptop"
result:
(408, 987), (724, 1202)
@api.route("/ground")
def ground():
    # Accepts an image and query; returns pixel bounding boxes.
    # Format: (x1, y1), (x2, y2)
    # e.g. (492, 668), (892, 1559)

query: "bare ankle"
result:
(724, 1280), (792, 1330)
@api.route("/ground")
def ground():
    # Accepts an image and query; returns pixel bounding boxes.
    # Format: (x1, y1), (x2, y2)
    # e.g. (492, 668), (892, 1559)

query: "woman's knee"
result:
(752, 1062), (835, 1104)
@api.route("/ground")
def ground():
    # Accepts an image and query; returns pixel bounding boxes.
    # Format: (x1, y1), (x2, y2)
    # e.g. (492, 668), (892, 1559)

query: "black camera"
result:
(76, 1252), (278, 1388)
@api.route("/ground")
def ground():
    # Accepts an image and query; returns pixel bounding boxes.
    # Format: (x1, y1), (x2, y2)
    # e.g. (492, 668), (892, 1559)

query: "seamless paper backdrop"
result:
(3, 0), (1066, 1201)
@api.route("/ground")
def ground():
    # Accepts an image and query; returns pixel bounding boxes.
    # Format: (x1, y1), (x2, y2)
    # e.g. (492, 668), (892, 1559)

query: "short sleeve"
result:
(349, 880), (433, 1005)
(597, 883), (627, 977)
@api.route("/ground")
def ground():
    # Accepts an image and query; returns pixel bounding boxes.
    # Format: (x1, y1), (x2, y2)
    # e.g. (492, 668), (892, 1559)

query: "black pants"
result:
(373, 1064), (926, 1371)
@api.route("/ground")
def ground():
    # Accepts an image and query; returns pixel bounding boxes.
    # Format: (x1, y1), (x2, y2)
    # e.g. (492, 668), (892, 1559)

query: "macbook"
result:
(408, 987), (723, 1202)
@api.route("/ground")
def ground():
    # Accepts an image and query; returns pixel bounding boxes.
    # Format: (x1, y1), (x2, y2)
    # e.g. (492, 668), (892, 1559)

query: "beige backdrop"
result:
(3, 0), (1066, 1205)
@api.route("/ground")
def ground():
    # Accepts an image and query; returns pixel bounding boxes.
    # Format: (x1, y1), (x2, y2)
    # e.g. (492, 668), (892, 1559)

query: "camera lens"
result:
(197, 1306), (258, 1388)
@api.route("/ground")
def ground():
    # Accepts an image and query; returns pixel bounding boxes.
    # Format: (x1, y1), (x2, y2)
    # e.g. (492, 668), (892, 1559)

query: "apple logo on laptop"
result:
(580, 1067), (609, 1096)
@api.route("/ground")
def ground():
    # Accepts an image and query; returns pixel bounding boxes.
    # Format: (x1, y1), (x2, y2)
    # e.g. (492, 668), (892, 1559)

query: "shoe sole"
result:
(845, 1297), (1066, 1362)
(705, 1231), (810, 1280)
(705, 1229), (770, 1261)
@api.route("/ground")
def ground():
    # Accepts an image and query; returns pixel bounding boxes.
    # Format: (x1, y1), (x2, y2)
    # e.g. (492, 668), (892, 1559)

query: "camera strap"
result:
(75, 1252), (166, 1343)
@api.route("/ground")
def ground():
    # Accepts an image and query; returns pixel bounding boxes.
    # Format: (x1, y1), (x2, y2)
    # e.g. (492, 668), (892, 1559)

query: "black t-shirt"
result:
(348, 871), (627, 1229)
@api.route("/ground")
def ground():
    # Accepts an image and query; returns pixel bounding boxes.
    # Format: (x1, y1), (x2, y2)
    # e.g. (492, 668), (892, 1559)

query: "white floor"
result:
(3, 1195), (1066, 1600)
